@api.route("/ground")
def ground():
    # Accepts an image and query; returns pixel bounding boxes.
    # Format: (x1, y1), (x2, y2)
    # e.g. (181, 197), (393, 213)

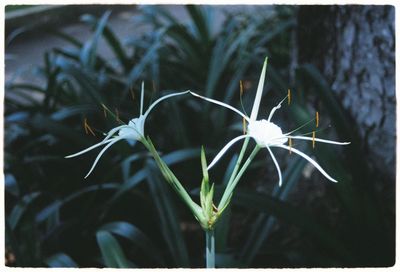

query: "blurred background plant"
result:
(4, 5), (395, 268)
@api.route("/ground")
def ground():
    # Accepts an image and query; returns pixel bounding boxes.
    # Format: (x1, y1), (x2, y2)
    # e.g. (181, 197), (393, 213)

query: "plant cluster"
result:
(5, 5), (394, 268)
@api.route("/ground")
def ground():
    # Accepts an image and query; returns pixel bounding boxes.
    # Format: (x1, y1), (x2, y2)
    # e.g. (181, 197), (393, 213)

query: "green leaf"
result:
(99, 221), (165, 265)
(80, 11), (111, 70)
(96, 230), (135, 268)
(239, 156), (306, 265)
(200, 146), (209, 182)
(9, 192), (41, 229)
(145, 167), (190, 267)
(80, 13), (130, 72)
(215, 155), (237, 252)
(232, 189), (352, 264)
(186, 5), (212, 43)
(5, 174), (19, 197)
(45, 253), (78, 267)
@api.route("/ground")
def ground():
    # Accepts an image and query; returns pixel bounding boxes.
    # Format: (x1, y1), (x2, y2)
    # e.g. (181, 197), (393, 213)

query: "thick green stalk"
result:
(218, 145), (260, 211)
(143, 137), (203, 220)
(217, 137), (250, 210)
(206, 229), (215, 268)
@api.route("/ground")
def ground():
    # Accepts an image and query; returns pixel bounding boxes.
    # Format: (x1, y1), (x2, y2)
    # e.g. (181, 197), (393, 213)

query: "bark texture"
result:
(297, 5), (395, 179)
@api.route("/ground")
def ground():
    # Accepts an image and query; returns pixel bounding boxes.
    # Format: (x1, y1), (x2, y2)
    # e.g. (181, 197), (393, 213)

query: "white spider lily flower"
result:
(66, 82), (189, 178)
(190, 58), (350, 186)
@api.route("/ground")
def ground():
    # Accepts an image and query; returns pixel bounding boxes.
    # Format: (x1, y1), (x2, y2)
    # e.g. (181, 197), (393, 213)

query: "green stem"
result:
(217, 137), (250, 210)
(143, 137), (203, 219)
(206, 229), (215, 268)
(218, 145), (260, 211)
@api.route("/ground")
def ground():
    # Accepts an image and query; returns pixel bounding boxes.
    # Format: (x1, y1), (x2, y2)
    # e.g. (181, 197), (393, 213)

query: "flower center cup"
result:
(248, 119), (288, 147)
(118, 117), (145, 140)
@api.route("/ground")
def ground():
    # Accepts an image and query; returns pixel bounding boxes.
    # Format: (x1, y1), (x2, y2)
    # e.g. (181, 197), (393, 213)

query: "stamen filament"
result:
(103, 106), (107, 118)
(115, 108), (121, 124)
(101, 103), (126, 125)
(285, 117), (316, 136)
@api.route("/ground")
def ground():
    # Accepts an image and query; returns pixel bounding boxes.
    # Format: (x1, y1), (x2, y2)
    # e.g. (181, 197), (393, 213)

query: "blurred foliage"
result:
(4, 5), (394, 268)
(5, 5), (35, 13)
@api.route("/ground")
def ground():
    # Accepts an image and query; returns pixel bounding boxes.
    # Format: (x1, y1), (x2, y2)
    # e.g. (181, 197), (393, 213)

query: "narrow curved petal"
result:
(140, 81), (145, 116)
(143, 90), (190, 120)
(65, 138), (115, 158)
(287, 136), (351, 145)
(267, 97), (286, 122)
(272, 144), (339, 183)
(84, 137), (123, 178)
(266, 146), (283, 187)
(103, 125), (130, 141)
(208, 135), (252, 170)
(190, 91), (250, 122)
(250, 57), (268, 121)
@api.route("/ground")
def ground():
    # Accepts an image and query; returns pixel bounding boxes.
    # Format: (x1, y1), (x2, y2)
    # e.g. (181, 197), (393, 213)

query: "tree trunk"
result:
(296, 5), (395, 180)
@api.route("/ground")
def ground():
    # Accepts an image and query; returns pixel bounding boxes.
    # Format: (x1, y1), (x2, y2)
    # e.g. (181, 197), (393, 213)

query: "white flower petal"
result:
(190, 91), (250, 122)
(143, 90), (190, 120)
(65, 138), (115, 158)
(266, 146), (283, 187)
(208, 135), (252, 170)
(273, 144), (339, 183)
(250, 57), (268, 121)
(287, 136), (351, 145)
(103, 125), (130, 141)
(84, 137), (122, 179)
(140, 81), (145, 116)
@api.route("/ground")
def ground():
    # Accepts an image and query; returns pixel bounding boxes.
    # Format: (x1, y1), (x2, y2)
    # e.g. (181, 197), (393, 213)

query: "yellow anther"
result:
(240, 80), (244, 97)
(316, 111), (319, 128)
(242, 117), (247, 135)
(312, 131), (316, 149)
(289, 137), (292, 154)
(83, 118), (96, 137)
(288, 89), (291, 105)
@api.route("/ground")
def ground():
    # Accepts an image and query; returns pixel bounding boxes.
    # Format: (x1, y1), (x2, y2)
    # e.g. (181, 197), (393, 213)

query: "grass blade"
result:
(96, 230), (135, 268)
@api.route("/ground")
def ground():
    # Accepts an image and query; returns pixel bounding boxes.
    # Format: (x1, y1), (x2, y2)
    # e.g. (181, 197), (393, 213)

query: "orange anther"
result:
(312, 131), (316, 149)
(288, 89), (291, 105)
(83, 118), (96, 137)
(316, 111), (319, 128)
